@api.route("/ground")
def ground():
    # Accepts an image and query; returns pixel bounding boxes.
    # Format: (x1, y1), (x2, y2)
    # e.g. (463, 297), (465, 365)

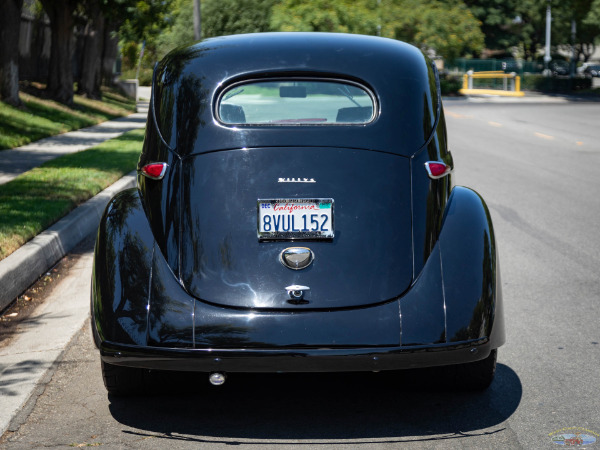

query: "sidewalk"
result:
(0, 97), (149, 186)
(0, 90), (150, 312)
(0, 235), (96, 437)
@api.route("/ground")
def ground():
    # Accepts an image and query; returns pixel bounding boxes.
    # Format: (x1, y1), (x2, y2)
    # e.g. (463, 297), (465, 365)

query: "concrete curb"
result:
(0, 172), (137, 312)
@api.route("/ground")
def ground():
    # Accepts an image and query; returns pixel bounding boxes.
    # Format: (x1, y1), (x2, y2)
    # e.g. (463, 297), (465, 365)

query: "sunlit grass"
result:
(0, 128), (145, 261)
(0, 88), (136, 150)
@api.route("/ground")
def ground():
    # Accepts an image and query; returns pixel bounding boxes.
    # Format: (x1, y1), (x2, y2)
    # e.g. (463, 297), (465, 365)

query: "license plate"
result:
(257, 198), (334, 240)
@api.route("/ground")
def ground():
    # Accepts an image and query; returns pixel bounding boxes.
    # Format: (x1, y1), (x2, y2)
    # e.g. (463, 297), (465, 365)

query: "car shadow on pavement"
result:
(108, 363), (521, 444)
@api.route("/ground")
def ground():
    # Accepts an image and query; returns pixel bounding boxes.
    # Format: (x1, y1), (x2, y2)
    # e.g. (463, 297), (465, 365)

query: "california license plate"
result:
(257, 198), (334, 240)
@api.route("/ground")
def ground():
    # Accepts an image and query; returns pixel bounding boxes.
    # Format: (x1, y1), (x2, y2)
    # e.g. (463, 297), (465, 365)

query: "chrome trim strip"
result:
(278, 178), (316, 183)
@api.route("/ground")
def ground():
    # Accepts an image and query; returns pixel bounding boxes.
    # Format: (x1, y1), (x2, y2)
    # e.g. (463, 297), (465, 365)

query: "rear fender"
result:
(438, 187), (505, 347)
(91, 189), (195, 348)
(92, 189), (153, 346)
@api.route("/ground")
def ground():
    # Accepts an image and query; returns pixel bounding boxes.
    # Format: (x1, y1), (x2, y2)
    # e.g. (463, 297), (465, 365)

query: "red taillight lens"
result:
(424, 162), (451, 179)
(141, 163), (168, 180)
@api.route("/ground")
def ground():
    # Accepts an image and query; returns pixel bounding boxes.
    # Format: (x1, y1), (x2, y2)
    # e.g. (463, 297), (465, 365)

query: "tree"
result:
(271, 0), (378, 35)
(553, 0), (600, 62)
(507, 0), (600, 62)
(118, 0), (175, 80)
(582, 0), (600, 60)
(156, 0), (277, 58)
(77, 0), (139, 97)
(382, 0), (484, 61)
(119, 0), (174, 44)
(202, 0), (277, 37)
(0, 0), (25, 106)
(463, 0), (520, 52)
(272, 0), (484, 61)
(156, 0), (195, 56)
(39, 0), (80, 105)
(100, 21), (121, 86)
(77, 0), (105, 98)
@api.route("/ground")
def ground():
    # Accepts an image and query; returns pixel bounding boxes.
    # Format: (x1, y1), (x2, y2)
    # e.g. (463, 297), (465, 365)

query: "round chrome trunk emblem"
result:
(279, 247), (314, 270)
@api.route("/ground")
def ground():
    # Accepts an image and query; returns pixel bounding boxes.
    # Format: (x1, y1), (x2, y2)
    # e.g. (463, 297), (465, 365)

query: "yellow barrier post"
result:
(459, 70), (525, 97)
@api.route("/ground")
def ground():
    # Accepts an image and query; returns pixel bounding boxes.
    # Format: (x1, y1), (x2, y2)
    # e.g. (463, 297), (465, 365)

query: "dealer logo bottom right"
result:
(549, 427), (599, 447)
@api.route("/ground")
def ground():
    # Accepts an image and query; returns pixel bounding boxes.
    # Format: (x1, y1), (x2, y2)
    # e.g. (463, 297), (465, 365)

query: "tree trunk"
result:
(77, 0), (104, 99)
(100, 21), (119, 86)
(580, 42), (594, 62)
(40, 0), (76, 105)
(0, 0), (24, 107)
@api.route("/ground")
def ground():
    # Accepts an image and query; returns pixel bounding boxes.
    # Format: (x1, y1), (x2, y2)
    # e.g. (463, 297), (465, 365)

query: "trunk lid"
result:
(179, 147), (413, 309)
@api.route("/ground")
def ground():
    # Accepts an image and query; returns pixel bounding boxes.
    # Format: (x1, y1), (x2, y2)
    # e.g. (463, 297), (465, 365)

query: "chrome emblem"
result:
(280, 247), (314, 270)
(278, 178), (316, 183)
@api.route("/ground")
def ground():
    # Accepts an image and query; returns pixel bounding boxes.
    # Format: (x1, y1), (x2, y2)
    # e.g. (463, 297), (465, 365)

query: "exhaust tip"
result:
(209, 372), (226, 386)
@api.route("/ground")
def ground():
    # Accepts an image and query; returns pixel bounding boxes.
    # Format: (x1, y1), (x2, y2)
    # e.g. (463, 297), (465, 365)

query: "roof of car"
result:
(152, 32), (441, 157)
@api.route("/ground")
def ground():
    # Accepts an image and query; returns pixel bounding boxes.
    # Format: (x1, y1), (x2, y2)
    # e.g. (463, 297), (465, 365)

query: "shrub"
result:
(521, 75), (592, 93)
(440, 73), (463, 96)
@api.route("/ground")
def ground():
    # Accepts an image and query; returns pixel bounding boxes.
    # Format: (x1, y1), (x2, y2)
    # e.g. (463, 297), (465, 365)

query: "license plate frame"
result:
(257, 198), (334, 240)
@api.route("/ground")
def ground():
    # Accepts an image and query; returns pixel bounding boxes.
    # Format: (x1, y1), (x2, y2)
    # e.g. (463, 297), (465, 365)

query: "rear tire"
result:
(101, 360), (151, 396)
(443, 349), (497, 391)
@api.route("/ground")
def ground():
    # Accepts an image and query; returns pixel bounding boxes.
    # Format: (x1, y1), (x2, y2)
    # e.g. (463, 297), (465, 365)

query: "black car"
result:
(583, 64), (600, 78)
(92, 32), (505, 394)
(548, 60), (570, 76)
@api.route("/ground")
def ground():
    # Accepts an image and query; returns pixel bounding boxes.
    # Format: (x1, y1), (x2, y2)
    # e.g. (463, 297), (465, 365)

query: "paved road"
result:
(2, 98), (600, 449)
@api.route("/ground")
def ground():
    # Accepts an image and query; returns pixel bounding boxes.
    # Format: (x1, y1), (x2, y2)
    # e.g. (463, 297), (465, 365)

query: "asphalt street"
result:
(1, 97), (600, 449)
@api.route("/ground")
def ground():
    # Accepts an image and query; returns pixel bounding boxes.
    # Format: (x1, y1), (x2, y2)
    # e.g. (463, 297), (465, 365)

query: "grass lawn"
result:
(0, 128), (145, 261)
(0, 88), (136, 150)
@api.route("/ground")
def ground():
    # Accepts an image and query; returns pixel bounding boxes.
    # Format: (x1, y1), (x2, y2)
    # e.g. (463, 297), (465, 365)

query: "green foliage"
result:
(119, 0), (174, 43)
(271, 0), (484, 60)
(271, 0), (378, 34)
(154, 0), (277, 58)
(117, 0), (175, 80)
(22, 0), (45, 17)
(557, 0), (600, 61)
(410, 1), (485, 61)
(155, 0), (195, 56)
(465, 0), (600, 60)
(584, 0), (600, 25)
(520, 74), (593, 92)
(463, 0), (520, 50)
(439, 73), (463, 96)
(0, 129), (144, 261)
(120, 67), (153, 86)
(203, 0), (277, 37)
(120, 41), (140, 70)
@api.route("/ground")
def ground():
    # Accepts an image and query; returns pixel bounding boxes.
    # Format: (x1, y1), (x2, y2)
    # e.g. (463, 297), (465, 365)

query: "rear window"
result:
(217, 79), (376, 125)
